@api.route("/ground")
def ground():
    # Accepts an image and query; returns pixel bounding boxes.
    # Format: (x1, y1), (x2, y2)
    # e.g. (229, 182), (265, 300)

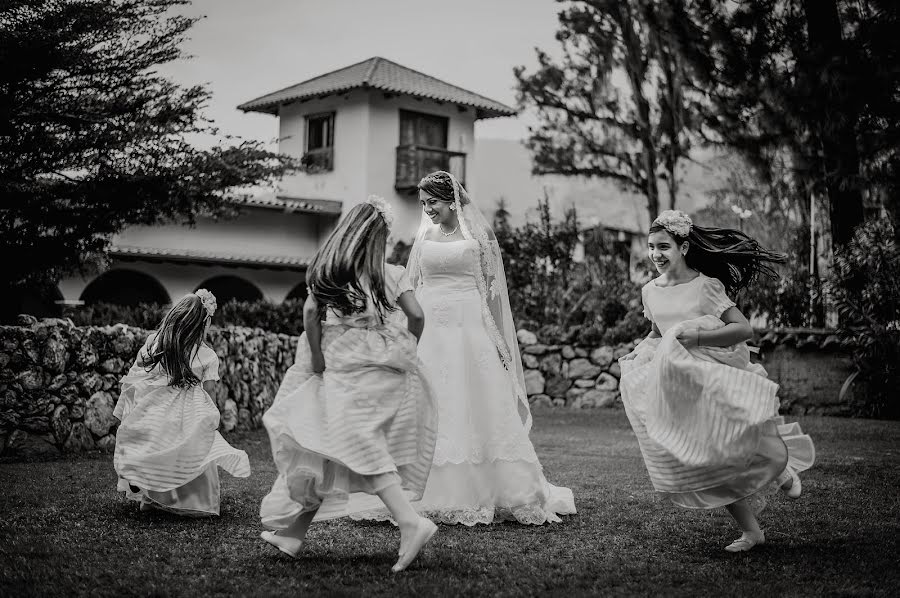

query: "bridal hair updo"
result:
(417, 170), (471, 206)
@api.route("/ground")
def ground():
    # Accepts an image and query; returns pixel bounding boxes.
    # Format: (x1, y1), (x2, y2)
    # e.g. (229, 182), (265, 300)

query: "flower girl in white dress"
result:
(113, 290), (250, 516)
(259, 198), (440, 573)
(403, 171), (576, 526)
(620, 211), (815, 552)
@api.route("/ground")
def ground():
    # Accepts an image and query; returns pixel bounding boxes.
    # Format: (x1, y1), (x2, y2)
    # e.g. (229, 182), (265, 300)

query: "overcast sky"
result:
(158, 0), (563, 148)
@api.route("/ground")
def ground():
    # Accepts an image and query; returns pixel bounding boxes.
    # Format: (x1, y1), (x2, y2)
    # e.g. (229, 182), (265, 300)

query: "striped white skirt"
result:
(620, 316), (815, 509)
(113, 374), (250, 515)
(260, 322), (438, 528)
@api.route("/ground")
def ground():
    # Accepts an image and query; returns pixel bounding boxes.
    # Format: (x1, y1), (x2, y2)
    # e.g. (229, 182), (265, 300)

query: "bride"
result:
(406, 170), (576, 525)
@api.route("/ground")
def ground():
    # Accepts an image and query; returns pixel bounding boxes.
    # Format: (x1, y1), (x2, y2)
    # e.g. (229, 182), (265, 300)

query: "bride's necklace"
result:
(439, 223), (459, 237)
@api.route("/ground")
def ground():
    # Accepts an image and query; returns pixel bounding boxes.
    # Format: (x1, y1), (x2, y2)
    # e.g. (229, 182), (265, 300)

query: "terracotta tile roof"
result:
(108, 245), (311, 271)
(238, 57), (517, 120)
(230, 193), (342, 215)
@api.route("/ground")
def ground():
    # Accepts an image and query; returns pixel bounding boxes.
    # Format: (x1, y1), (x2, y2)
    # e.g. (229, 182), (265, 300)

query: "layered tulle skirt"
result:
(259, 321), (438, 528)
(113, 370), (250, 516)
(619, 315), (815, 509)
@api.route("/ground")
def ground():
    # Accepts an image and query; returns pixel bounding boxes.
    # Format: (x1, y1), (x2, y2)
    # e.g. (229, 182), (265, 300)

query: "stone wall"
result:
(754, 328), (856, 416)
(517, 330), (635, 409)
(0, 318), (857, 458)
(517, 327), (857, 415)
(0, 317), (297, 457)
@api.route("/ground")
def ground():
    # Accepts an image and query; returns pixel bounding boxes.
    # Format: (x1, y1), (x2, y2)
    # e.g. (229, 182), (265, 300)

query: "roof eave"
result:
(475, 107), (518, 120)
(239, 89), (516, 119)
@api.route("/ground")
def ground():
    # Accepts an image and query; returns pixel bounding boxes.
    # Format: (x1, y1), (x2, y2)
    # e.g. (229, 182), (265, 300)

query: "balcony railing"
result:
(395, 145), (466, 192)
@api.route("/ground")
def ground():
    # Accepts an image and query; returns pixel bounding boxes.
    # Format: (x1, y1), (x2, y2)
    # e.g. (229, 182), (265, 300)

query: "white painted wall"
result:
(276, 90), (370, 206)
(58, 206), (317, 305)
(113, 208), (321, 259)
(59, 261), (305, 305)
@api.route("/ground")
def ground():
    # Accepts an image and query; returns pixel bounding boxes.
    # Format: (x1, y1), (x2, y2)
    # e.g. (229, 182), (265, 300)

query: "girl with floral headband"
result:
(619, 210), (815, 552)
(113, 289), (250, 516)
(259, 198), (439, 573)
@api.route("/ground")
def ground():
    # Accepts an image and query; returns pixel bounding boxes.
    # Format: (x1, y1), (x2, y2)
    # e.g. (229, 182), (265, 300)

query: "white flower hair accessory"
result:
(653, 210), (693, 238)
(194, 288), (217, 318)
(365, 194), (394, 229)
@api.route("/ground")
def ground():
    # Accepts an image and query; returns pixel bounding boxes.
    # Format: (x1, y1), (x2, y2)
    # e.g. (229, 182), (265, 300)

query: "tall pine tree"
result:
(0, 0), (296, 296)
(676, 0), (899, 246)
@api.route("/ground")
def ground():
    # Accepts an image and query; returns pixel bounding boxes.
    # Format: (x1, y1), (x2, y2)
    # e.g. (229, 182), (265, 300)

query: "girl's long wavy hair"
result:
(140, 294), (209, 388)
(650, 223), (787, 294)
(306, 202), (394, 318)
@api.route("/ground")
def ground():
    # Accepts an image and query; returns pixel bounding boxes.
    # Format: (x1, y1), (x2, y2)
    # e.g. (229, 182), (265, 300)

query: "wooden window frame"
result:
(301, 111), (335, 173)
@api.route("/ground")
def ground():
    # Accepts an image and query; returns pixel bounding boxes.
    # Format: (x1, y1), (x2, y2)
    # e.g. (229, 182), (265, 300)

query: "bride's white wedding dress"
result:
(411, 239), (575, 525)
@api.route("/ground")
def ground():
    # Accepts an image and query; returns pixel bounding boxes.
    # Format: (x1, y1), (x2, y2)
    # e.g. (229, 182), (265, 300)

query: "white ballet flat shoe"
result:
(724, 531), (765, 553)
(392, 518), (438, 573)
(777, 468), (802, 499)
(260, 530), (303, 560)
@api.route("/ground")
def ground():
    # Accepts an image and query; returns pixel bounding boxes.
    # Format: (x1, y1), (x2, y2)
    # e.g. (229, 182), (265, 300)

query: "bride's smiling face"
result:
(418, 190), (456, 226)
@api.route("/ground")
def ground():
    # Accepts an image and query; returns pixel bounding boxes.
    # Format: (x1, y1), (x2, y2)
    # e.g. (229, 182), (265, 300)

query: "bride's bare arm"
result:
(303, 295), (325, 372)
(396, 291), (425, 342)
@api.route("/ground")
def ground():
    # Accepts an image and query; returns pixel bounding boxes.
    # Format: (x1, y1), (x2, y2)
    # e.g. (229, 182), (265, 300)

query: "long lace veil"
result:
(406, 173), (532, 432)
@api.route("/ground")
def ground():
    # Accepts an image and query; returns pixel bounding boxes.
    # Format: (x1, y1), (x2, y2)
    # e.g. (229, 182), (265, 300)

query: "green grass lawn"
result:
(2, 410), (899, 597)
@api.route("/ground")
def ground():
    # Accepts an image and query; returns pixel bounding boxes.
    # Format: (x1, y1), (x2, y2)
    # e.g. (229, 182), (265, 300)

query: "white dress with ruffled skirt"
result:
(409, 239), (575, 525)
(113, 338), (251, 516)
(620, 274), (815, 509)
(259, 265), (439, 528)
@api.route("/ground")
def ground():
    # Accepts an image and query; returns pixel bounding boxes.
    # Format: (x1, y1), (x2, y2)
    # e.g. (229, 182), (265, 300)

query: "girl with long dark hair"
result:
(113, 290), (250, 516)
(620, 210), (815, 552)
(259, 198), (439, 573)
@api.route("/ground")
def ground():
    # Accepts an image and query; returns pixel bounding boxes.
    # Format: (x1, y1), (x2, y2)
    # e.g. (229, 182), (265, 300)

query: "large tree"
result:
(515, 0), (704, 220)
(0, 0), (295, 296)
(676, 0), (899, 246)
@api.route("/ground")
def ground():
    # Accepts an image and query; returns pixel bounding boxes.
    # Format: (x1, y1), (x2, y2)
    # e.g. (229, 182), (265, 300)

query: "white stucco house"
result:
(47, 57), (515, 312)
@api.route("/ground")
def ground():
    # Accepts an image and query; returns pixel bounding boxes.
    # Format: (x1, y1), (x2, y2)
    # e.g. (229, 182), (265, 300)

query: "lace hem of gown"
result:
(350, 503), (563, 527)
(433, 450), (540, 466)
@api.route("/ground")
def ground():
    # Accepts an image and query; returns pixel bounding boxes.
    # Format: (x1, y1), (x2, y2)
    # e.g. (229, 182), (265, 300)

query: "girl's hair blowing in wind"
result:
(651, 210), (787, 295)
(141, 293), (213, 388)
(306, 202), (394, 318)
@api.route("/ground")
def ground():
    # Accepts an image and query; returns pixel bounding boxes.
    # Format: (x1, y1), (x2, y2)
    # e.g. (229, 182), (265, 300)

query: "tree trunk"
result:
(618, 1), (661, 221)
(802, 0), (865, 247)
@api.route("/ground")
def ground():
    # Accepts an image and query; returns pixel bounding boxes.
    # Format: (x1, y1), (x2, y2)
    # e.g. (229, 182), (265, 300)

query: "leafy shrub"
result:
(65, 302), (167, 330)
(738, 225), (824, 327)
(494, 197), (647, 345)
(827, 218), (900, 419)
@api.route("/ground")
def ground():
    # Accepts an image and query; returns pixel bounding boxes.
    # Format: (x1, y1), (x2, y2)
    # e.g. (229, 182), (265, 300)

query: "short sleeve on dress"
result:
(385, 264), (414, 301)
(199, 345), (220, 382)
(701, 276), (736, 318)
(640, 283), (653, 322)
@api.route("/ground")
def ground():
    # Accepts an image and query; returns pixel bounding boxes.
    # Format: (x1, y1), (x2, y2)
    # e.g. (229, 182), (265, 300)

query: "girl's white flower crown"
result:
(365, 194), (394, 229)
(653, 210), (693, 238)
(194, 288), (217, 318)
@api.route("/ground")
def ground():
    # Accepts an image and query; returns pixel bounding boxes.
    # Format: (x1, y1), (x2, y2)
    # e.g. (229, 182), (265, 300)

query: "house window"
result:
(302, 112), (334, 173)
(399, 110), (448, 149)
(396, 110), (465, 191)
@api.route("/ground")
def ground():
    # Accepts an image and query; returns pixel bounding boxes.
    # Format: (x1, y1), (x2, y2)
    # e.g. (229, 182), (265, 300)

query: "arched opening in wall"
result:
(2, 285), (64, 323)
(195, 276), (263, 304)
(80, 270), (170, 306)
(285, 281), (308, 302)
